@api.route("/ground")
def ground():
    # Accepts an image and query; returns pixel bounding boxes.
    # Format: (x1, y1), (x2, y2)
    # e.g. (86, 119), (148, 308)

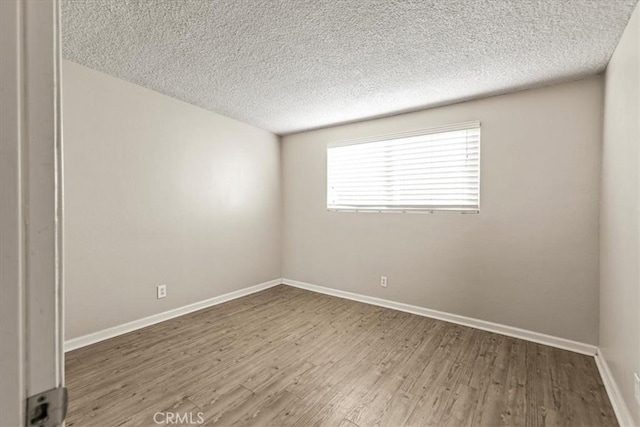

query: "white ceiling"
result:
(61, 0), (637, 135)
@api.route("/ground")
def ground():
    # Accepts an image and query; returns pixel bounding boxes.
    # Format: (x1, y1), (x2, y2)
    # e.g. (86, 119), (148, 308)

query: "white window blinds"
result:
(327, 121), (480, 212)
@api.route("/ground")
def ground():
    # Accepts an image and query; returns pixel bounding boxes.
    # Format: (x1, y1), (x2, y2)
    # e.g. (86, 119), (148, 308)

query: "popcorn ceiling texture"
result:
(61, 0), (637, 135)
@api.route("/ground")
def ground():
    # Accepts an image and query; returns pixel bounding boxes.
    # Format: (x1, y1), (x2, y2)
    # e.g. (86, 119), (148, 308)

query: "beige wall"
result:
(62, 60), (281, 340)
(282, 77), (603, 344)
(600, 4), (640, 424)
(1, 1), (23, 423)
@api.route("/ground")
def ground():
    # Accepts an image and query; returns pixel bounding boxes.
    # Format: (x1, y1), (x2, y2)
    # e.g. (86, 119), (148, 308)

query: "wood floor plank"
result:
(503, 338), (527, 426)
(228, 390), (300, 427)
(65, 285), (618, 427)
(343, 315), (427, 418)
(193, 385), (254, 425)
(438, 384), (479, 427)
(201, 362), (312, 426)
(404, 358), (464, 426)
(367, 389), (419, 427)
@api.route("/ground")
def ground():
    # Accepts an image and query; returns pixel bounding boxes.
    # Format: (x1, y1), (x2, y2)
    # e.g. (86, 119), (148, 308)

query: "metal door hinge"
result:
(26, 387), (68, 427)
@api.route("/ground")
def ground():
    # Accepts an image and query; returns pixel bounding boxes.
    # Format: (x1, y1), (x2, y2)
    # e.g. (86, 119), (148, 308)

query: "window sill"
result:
(327, 208), (479, 214)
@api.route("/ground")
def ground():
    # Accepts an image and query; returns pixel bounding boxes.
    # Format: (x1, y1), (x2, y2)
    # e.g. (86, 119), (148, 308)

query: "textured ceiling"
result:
(62, 0), (637, 135)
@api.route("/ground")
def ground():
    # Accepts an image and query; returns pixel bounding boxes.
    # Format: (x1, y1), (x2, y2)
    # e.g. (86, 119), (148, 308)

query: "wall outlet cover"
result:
(157, 284), (167, 299)
(634, 372), (640, 405)
(380, 276), (387, 287)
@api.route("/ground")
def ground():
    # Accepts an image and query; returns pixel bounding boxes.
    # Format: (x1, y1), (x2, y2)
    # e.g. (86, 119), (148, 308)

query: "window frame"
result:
(326, 121), (481, 214)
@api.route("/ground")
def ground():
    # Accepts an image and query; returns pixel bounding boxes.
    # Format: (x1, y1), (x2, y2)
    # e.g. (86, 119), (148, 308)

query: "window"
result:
(327, 121), (480, 213)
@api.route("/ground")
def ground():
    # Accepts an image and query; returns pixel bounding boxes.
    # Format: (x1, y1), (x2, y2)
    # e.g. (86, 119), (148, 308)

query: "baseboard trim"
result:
(281, 278), (597, 356)
(65, 277), (625, 423)
(595, 349), (635, 427)
(64, 278), (282, 352)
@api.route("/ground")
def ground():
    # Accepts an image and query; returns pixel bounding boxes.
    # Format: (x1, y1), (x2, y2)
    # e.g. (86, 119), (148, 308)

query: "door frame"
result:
(0, 0), (64, 425)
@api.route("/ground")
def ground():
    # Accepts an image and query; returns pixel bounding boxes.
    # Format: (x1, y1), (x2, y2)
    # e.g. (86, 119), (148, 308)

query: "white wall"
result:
(1, 1), (23, 424)
(62, 60), (281, 340)
(600, 3), (640, 424)
(282, 77), (603, 345)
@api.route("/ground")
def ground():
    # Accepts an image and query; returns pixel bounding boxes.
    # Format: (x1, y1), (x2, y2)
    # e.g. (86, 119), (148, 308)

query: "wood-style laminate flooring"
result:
(65, 285), (617, 426)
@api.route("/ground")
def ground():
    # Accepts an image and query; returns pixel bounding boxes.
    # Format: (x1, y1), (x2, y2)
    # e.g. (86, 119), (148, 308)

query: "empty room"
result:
(1, 0), (639, 426)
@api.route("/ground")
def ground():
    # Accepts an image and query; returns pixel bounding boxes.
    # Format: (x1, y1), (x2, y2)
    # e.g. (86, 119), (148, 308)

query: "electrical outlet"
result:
(634, 372), (640, 406)
(380, 276), (387, 287)
(157, 284), (167, 299)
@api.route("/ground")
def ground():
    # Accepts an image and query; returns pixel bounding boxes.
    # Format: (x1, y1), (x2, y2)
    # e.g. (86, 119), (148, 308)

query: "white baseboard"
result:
(65, 276), (628, 425)
(64, 278), (282, 352)
(595, 349), (635, 427)
(281, 278), (597, 356)
(66, 276), (596, 355)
